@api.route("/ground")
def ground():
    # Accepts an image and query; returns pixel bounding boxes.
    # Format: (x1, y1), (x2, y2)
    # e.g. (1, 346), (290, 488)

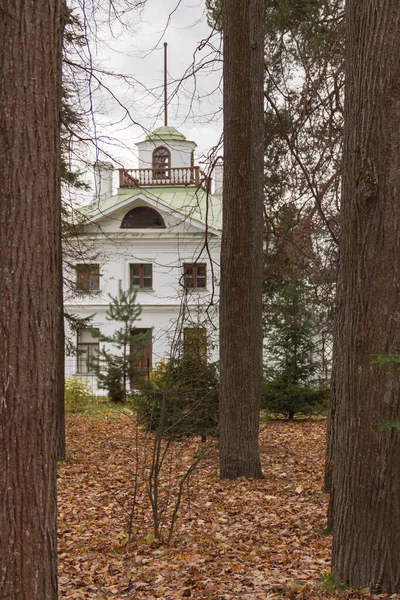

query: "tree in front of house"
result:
(263, 203), (335, 391)
(89, 283), (150, 403)
(207, 0), (343, 252)
(262, 282), (328, 419)
(219, 0), (265, 480)
(329, 0), (400, 592)
(0, 0), (63, 596)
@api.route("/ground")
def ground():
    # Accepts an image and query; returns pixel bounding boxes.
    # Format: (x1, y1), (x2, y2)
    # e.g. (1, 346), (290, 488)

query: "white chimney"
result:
(213, 159), (223, 197)
(93, 161), (114, 201)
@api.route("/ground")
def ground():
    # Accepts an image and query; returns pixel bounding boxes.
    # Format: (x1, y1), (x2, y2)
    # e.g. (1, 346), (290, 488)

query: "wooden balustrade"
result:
(119, 166), (202, 188)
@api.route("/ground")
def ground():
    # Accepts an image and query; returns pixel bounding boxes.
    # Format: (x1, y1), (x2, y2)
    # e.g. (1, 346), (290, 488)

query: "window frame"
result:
(130, 328), (152, 388)
(76, 263), (100, 292)
(183, 263), (207, 290)
(77, 328), (99, 375)
(152, 146), (171, 179)
(120, 207), (166, 229)
(129, 263), (153, 290)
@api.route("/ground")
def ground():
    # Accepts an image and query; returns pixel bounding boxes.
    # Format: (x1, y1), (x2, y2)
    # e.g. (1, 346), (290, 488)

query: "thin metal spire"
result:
(164, 42), (168, 127)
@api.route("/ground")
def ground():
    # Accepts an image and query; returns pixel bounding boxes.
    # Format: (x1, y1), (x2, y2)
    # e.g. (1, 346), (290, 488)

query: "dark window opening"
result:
(153, 146), (170, 179)
(130, 264), (153, 289)
(121, 206), (165, 229)
(183, 263), (207, 289)
(77, 328), (99, 374)
(76, 264), (100, 292)
(130, 328), (152, 387)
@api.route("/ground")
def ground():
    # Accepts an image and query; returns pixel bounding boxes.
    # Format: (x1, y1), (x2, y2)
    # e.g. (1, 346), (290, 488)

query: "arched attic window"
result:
(153, 146), (170, 179)
(121, 206), (166, 229)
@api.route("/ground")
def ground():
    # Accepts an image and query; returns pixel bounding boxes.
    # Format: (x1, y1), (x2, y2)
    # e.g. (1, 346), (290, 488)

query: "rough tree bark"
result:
(219, 0), (265, 479)
(324, 267), (342, 531)
(0, 0), (64, 597)
(331, 0), (400, 591)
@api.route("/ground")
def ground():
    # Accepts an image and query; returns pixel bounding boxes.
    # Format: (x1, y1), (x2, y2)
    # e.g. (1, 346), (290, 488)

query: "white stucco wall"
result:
(136, 139), (196, 170)
(64, 224), (220, 392)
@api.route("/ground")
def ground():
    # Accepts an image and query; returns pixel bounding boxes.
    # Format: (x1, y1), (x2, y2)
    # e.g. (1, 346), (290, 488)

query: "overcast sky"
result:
(81, 0), (223, 176)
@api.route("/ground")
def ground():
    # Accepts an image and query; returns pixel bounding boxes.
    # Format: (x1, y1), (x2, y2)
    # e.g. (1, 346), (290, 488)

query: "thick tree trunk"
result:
(219, 0), (265, 479)
(0, 1), (63, 597)
(331, 1), (400, 591)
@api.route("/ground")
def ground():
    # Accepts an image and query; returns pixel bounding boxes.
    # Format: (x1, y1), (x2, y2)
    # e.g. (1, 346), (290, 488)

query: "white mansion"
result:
(64, 125), (222, 387)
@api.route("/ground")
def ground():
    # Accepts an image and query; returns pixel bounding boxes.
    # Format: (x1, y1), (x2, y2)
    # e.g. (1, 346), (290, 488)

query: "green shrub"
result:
(65, 376), (93, 413)
(134, 357), (219, 438)
(98, 357), (125, 403)
(262, 281), (331, 419)
(261, 375), (328, 420)
(87, 283), (149, 403)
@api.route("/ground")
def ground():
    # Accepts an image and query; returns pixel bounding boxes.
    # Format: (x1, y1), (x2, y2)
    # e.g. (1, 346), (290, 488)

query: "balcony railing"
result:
(119, 166), (204, 188)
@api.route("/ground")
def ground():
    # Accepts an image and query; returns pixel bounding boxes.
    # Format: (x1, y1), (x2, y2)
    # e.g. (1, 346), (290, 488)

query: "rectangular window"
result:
(183, 327), (207, 362)
(76, 264), (100, 292)
(130, 264), (153, 289)
(130, 328), (152, 388)
(183, 263), (207, 290)
(77, 328), (99, 374)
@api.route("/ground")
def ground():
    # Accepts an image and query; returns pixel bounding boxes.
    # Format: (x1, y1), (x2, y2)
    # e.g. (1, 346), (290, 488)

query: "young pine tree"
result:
(263, 282), (328, 419)
(90, 282), (149, 403)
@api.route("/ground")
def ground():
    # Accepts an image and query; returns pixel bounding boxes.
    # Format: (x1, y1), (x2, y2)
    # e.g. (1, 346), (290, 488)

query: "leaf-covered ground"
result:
(58, 414), (393, 600)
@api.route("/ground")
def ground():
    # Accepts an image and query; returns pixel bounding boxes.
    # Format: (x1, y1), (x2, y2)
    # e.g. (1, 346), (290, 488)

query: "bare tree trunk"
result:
(324, 259), (341, 532)
(57, 345), (66, 459)
(0, 0), (63, 597)
(219, 0), (265, 479)
(331, 1), (400, 591)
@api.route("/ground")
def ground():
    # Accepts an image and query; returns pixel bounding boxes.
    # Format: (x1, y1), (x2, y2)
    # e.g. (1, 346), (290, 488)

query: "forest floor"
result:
(58, 410), (393, 600)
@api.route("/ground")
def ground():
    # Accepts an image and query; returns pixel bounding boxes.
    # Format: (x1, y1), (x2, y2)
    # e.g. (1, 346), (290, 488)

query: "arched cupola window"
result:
(153, 146), (170, 179)
(121, 206), (166, 229)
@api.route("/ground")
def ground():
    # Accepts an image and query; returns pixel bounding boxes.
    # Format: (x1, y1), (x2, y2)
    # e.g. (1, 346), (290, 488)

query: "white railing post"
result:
(119, 166), (201, 187)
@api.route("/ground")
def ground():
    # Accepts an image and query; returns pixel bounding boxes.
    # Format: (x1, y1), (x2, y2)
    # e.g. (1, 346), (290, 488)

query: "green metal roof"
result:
(144, 126), (188, 142)
(79, 185), (222, 232)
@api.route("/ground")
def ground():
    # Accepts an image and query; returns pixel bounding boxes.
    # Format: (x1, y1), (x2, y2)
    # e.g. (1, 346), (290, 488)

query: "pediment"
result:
(81, 190), (220, 236)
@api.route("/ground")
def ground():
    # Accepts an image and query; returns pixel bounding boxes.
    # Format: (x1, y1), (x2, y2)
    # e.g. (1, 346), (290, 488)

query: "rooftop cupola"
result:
(119, 125), (199, 188)
(145, 125), (187, 142)
(118, 44), (202, 189)
(136, 125), (197, 170)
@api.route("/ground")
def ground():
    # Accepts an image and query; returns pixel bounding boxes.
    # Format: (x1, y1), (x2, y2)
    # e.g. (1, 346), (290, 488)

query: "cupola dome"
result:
(136, 125), (197, 172)
(145, 126), (188, 142)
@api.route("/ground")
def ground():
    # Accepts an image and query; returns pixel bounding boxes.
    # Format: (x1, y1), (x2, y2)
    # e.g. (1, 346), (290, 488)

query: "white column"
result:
(213, 159), (223, 197)
(93, 161), (114, 201)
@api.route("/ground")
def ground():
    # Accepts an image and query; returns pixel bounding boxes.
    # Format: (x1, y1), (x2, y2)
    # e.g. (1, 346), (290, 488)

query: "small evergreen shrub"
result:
(134, 357), (219, 438)
(261, 374), (328, 419)
(99, 357), (125, 403)
(65, 376), (93, 413)
(87, 283), (149, 403)
(262, 282), (330, 419)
